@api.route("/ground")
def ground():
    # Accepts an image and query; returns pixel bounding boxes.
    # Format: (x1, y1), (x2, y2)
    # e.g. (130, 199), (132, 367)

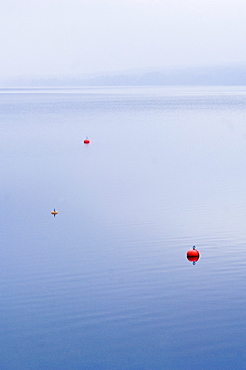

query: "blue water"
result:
(1, 86), (246, 369)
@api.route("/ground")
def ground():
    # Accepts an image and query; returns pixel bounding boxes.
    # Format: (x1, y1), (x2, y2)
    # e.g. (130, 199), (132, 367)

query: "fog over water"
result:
(1, 0), (246, 79)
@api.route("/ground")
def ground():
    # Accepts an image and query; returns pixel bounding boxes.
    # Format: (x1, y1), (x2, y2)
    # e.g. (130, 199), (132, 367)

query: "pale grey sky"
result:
(1, 0), (246, 78)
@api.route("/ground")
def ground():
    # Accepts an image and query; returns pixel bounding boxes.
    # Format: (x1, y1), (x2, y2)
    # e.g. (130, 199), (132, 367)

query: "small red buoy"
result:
(187, 246), (200, 264)
(84, 137), (90, 144)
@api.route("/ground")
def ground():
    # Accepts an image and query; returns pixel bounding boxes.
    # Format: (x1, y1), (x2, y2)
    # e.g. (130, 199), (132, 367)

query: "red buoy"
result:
(187, 246), (200, 264)
(84, 138), (90, 144)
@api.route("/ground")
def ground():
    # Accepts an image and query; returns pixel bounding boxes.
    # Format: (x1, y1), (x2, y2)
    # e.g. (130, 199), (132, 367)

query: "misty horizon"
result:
(1, 0), (246, 80)
(1, 63), (246, 87)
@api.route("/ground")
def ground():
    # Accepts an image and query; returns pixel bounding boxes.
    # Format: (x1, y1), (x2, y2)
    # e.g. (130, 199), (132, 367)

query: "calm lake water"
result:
(1, 86), (246, 369)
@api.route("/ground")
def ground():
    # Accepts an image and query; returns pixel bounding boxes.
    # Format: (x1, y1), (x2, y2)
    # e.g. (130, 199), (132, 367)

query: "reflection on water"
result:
(1, 87), (246, 369)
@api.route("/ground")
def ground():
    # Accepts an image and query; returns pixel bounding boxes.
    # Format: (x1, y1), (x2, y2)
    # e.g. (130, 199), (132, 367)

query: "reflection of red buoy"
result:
(187, 246), (200, 264)
(84, 138), (90, 144)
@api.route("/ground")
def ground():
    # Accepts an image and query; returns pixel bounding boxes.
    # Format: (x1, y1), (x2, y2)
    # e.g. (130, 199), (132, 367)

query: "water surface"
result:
(1, 86), (246, 369)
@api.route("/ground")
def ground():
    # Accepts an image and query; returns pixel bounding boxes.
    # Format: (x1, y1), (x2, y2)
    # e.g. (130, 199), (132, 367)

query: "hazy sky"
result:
(1, 0), (246, 78)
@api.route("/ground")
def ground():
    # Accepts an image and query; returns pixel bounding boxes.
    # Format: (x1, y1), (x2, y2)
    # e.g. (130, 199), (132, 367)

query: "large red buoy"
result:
(84, 137), (90, 144)
(187, 246), (200, 264)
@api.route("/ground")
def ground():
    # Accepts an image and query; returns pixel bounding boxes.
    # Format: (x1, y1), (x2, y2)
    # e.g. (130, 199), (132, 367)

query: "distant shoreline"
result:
(1, 64), (246, 88)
